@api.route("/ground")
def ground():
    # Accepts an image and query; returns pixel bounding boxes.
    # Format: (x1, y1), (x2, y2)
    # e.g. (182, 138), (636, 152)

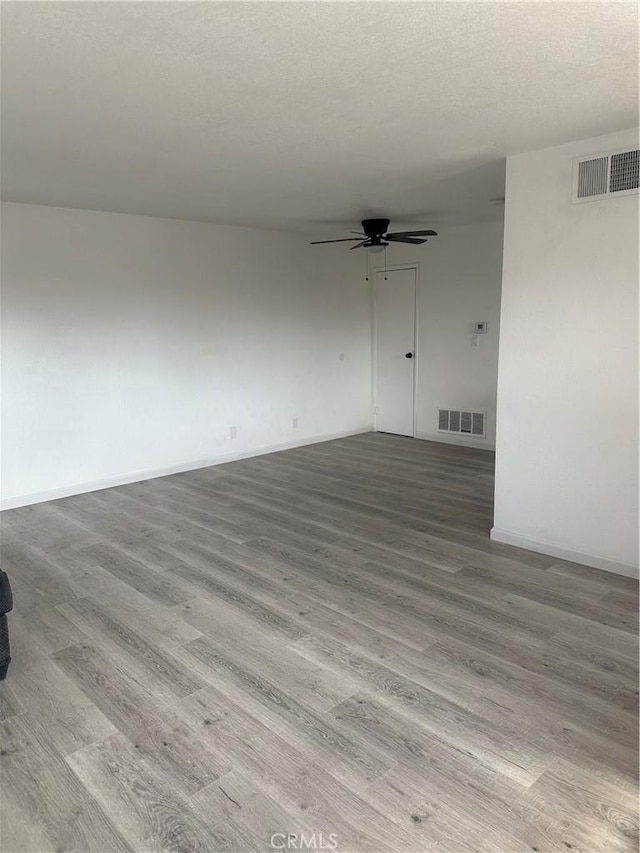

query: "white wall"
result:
(373, 219), (504, 449)
(1, 202), (373, 508)
(493, 128), (639, 577)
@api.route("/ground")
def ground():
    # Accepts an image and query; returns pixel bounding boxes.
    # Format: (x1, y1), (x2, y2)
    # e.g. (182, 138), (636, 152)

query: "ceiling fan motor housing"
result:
(362, 218), (390, 237)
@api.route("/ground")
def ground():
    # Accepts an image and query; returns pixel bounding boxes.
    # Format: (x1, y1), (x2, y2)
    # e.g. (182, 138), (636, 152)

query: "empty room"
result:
(0, 2), (638, 852)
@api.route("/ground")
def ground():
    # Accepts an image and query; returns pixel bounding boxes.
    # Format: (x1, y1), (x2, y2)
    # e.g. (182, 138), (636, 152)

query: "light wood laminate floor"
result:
(0, 432), (638, 853)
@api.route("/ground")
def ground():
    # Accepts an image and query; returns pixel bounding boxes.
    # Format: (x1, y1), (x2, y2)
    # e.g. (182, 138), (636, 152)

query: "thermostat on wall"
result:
(473, 321), (487, 334)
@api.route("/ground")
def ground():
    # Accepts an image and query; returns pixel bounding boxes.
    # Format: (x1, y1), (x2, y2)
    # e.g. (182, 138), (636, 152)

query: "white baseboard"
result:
(490, 527), (638, 580)
(0, 426), (373, 511)
(415, 431), (496, 452)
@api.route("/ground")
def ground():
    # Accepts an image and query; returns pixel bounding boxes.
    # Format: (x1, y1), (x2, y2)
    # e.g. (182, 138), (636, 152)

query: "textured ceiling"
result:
(1, 1), (637, 232)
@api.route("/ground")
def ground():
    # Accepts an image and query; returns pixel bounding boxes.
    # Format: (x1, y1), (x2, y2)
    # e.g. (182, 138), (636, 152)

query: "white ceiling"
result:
(1, 1), (637, 233)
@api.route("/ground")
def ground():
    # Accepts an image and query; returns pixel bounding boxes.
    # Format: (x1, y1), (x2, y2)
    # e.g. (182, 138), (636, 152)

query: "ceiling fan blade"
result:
(386, 229), (438, 237)
(386, 235), (427, 245)
(350, 231), (366, 236)
(309, 237), (364, 244)
(349, 240), (369, 250)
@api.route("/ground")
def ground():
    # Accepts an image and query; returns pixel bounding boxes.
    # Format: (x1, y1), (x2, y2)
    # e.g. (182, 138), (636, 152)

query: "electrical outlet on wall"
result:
(292, 417), (298, 429)
(229, 425), (237, 439)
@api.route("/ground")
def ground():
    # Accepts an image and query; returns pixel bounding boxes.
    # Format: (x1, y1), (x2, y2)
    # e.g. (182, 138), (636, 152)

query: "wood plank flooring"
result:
(1, 432), (638, 853)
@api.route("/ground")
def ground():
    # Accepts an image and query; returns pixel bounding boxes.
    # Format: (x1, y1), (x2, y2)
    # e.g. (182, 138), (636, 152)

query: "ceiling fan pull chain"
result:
(384, 246), (388, 280)
(364, 249), (369, 281)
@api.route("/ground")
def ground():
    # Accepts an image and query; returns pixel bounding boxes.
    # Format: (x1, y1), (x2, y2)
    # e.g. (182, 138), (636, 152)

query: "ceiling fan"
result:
(310, 218), (437, 250)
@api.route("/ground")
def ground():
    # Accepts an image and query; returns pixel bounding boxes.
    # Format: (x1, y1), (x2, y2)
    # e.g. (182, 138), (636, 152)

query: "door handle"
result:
(405, 352), (413, 359)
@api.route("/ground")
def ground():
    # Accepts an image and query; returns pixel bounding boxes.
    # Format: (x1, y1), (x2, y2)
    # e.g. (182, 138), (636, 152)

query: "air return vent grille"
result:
(437, 409), (485, 438)
(572, 148), (639, 202)
(610, 150), (639, 193)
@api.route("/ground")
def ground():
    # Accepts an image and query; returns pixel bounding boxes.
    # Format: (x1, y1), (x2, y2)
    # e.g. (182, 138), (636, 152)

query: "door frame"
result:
(371, 263), (420, 437)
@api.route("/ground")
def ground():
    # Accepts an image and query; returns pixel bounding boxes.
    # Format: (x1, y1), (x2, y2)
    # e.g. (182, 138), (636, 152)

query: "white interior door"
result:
(375, 267), (416, 436)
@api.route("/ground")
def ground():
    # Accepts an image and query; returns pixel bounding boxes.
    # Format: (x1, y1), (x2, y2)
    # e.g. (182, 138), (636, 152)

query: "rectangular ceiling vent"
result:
(572, 148), (639, 203)
(438, 409), (485, 438)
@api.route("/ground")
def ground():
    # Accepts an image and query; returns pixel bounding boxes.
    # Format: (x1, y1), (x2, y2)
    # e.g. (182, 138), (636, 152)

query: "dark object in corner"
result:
(0, 570), (13, 680)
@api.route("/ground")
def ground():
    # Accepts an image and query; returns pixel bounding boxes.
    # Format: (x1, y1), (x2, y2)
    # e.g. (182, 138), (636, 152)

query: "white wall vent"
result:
(438, 409), (485, 438)
(572, 148), (639, 203)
